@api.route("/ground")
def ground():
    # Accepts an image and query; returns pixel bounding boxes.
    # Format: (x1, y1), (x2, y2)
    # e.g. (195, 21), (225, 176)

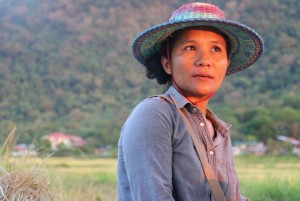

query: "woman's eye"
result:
(185, 46), (195, 51)
(212, 46), (221, 52)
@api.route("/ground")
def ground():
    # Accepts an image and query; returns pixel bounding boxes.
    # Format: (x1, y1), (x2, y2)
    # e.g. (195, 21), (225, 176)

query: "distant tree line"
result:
(0, 0), (299, 148)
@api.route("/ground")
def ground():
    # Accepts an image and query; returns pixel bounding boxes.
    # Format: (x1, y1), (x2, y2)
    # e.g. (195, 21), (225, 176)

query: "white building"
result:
(43, 132), (86, 150)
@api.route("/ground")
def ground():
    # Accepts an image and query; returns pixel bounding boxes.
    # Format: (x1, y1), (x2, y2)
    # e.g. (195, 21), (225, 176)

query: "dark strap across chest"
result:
(154, 94), (228, 201)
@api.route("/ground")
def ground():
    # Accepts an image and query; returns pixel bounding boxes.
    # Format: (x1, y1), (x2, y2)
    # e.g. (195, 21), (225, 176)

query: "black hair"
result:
(144, 39), (174, 85)
(144, 26), (231, 85)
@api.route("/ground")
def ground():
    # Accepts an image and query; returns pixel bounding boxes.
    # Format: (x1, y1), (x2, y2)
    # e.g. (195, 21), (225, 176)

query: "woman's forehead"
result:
(173, 28), (227, 44)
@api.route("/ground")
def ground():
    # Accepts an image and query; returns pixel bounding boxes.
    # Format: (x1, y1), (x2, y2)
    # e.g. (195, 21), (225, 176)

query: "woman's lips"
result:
(192, 73), (214, 79)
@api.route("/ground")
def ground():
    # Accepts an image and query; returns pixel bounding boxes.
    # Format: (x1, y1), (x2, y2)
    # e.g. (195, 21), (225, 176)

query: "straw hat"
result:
(132, 2), (264, 75)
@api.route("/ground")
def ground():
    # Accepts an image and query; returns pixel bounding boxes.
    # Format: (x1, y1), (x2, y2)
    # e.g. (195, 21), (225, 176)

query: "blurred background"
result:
(0, 0), (299, 156)
(1, 0), (299, 200)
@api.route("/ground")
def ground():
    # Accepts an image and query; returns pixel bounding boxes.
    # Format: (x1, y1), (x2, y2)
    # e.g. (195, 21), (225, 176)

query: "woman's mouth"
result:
(193, 73), (214, 79)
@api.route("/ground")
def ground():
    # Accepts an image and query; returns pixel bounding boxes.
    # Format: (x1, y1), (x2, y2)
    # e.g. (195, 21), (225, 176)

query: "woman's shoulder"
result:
(133, 96), (172, 112)
(121, 96), (175, 140)
(131, 96), (174, 117)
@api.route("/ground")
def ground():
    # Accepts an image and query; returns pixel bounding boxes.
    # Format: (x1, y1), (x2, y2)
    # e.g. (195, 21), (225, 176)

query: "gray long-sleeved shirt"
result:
(118, 86), (248, 201)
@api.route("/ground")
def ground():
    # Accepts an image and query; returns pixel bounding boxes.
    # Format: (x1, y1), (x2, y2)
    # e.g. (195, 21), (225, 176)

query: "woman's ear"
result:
(161, 56), (172, 75)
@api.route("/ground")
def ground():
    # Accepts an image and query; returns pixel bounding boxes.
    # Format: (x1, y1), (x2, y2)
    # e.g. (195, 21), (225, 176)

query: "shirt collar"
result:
(165, 85), (191, 109)
(165, 85), (232, 136)
(206, 109), (232, 136)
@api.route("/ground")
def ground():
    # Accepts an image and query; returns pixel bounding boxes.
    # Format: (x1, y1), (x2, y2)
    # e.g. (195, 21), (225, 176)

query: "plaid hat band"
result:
(169, 3), (225, 21)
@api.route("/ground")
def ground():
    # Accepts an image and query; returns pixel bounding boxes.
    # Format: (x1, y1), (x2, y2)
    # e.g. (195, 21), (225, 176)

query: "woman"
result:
(118, 2), (263, 201)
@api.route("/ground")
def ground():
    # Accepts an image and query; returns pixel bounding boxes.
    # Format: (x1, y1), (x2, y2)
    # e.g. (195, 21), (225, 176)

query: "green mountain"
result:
(0, 0), (299, 147)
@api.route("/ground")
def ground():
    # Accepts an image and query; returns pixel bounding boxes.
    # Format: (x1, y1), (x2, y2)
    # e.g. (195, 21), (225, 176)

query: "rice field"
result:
(40, 157), (118, 201)
(2, 155), (300, 201)
(235, 155), (300, 201)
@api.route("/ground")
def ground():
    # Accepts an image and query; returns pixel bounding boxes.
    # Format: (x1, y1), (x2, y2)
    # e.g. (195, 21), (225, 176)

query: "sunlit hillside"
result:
(0, 0), (299, 148)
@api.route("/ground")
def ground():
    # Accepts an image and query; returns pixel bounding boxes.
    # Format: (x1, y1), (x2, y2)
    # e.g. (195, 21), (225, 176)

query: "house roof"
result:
(277, 135), (300, 145)
(45, 132), (86, 144)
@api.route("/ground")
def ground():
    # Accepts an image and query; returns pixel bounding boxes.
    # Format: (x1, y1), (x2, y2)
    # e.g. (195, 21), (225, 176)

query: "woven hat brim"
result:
(132, 18), (264, 75)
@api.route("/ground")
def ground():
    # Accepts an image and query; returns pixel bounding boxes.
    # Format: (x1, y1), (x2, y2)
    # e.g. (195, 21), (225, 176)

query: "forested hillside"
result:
(0, 0), (299, 148)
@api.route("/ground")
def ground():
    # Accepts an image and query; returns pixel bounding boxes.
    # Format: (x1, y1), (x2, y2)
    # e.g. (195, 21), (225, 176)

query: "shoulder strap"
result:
(158, 94), (227, 201)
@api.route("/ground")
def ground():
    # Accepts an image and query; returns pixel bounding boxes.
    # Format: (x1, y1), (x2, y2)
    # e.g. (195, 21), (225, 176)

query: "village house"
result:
(232, 141), (266, 156)
(43, 132), (86, 151)
(277, 135), (300, 155)
(12, 143), (37, 157)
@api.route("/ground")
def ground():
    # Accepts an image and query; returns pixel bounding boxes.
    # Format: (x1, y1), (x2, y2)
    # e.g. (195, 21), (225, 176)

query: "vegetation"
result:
(46, 157), (117, 201)
(236, 155), (300, 201)
(1, 132), (299, 201)
(1, 155), (298, 200)
(0, 160), (52, 201)
(0, 130), (52, 201)
(0, 0), (299, 148)
(7, 156), (297, 201)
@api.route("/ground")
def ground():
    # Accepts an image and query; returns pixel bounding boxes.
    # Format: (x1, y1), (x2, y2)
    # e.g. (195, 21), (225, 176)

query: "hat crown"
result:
(169, 3), (225, 22)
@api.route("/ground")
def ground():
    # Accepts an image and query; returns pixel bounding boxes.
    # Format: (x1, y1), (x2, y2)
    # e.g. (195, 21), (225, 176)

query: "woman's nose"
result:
(193, 51), (211, 67)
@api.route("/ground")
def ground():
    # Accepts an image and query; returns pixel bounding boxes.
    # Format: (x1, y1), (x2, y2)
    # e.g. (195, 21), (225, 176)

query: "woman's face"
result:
(162, 29), (230, 102)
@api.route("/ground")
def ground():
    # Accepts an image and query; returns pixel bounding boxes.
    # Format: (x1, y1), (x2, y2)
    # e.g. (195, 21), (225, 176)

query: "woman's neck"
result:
(172, 84), (211, 115)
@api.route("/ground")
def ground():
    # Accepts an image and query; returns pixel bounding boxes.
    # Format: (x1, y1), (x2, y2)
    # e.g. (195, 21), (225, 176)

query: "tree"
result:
(239, 108), (277, 143)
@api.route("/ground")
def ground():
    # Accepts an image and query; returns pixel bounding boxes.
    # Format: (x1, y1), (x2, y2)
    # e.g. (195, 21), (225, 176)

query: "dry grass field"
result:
(1, 156), (299, 201)
(47, 156), (300, 201)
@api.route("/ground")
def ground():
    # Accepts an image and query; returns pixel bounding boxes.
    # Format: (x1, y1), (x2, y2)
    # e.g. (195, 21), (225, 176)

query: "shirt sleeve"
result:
(118, 98), (175, 201)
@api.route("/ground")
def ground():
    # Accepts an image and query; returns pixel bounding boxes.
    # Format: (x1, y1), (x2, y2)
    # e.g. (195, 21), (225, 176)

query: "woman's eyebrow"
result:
(177, 39), (206, 47)
(210, 40), (226, 47)
(177, 39), (226, 48)
(178, 39), (197, 45)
